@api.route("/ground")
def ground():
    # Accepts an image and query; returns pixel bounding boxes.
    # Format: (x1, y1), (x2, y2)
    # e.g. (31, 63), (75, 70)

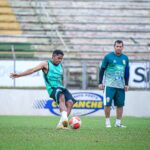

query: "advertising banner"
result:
(0, 60), (149, 88)
(0, 90), (104, 116)
(130, 62), (150, 88)
(0, 89), (150, 117)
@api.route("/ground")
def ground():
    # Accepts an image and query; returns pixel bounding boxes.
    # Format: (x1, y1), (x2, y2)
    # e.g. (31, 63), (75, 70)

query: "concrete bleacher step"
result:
(74, 45), (150, 52)
(34, 43), (150, 52)
(0, 15), (17, 22)
(19, 41), (149, 53)
(0, 42), (32, 51)
(0, 0), (10, 7)
(0, 51), (34, 59)
(30, 32), (149, 49)
(68, 38), (150, 46)
(12, 7), (150, 17)
(40, 1), (150, 10)
(0, 7), (16, 14)
(0, 0), (22, 35)
(63, 31), (150, 39)
(15, 16), (150, 25)
(0, 42), (34, 58)
(10, 31), (148, 40)
(0, 23), (21, 30)
(9, 0), (150, 9)
(0, 30), (22, 35)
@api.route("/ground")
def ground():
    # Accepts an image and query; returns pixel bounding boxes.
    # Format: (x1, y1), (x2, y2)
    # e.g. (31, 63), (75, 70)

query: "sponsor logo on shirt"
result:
(123, 60), (126, 65)
(106, 97), (110, 103)
(113, 60), (117, 64)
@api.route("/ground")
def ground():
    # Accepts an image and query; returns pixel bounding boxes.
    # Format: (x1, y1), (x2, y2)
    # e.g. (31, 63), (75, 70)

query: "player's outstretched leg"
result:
(56, 94), (68, 129)
(65, 100), (75, 117)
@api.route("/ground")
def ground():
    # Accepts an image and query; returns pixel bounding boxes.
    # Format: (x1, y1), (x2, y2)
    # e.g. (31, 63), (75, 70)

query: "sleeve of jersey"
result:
(124, 59), (130, 86)
(99, 68), (105, 84)
(99, 56), (107, 84)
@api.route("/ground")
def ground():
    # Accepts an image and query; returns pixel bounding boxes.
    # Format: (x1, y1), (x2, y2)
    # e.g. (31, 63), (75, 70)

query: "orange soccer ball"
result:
(69, 116), (82, 129)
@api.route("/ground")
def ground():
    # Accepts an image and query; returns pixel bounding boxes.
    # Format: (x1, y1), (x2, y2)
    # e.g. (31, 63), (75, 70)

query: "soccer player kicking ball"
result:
(10, 50), (76, 129)
(98, 40), (130, 128)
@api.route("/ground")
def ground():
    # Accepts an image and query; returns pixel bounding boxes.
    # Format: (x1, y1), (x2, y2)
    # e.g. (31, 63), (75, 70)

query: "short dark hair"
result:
(114, 40), (124, 47)
(52, 49), (64, 56)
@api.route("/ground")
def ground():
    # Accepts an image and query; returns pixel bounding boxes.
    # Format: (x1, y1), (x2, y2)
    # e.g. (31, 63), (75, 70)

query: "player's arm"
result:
(62, 64), (64, 85)
(98, 67), (105, 90)
(98, 55), (108, 90)
(10, 61), (48, 79)
(124, 58), (130, 91)
(62, 76), (64, 85)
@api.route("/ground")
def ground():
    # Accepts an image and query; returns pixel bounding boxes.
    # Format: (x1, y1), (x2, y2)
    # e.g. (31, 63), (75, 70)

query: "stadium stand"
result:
(0, 0), (150, 88)
(0, 0), (22, 35)
(0, 0), (150, 60)
(0, 0), (33, 59)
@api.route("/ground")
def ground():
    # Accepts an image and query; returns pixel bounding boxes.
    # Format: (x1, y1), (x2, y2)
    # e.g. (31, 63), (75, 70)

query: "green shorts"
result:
(50, 87), (76, 104)
(103, 86), (125, 107)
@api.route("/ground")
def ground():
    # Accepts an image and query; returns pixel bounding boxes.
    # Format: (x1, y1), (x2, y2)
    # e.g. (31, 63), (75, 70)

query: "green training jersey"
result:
(43, 60), (64, 96)
(100, 52), (129, 89)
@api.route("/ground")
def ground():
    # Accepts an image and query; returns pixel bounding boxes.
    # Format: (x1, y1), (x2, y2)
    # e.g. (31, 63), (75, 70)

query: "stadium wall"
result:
(0, 89), (150, 117)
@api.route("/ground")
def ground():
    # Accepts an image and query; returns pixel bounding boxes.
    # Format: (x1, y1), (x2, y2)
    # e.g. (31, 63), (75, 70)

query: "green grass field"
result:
(0, 116), (150, 150)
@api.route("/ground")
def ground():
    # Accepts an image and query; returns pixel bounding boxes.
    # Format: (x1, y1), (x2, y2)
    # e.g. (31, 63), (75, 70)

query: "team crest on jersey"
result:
(113, 60), (116, 64)
(60, 69), (63, 74)
(106, 97), (110, 103)
(122, 60), (126, 65)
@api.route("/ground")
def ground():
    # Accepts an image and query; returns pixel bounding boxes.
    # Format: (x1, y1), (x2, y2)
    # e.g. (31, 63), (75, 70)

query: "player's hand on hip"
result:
(125, 85), (129, 91)
(98, 84), (104, 90)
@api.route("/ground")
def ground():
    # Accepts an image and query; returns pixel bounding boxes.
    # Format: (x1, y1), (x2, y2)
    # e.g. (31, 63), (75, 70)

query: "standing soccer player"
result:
(10, 50), (76, 129)
(98, 40), (130, 128)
